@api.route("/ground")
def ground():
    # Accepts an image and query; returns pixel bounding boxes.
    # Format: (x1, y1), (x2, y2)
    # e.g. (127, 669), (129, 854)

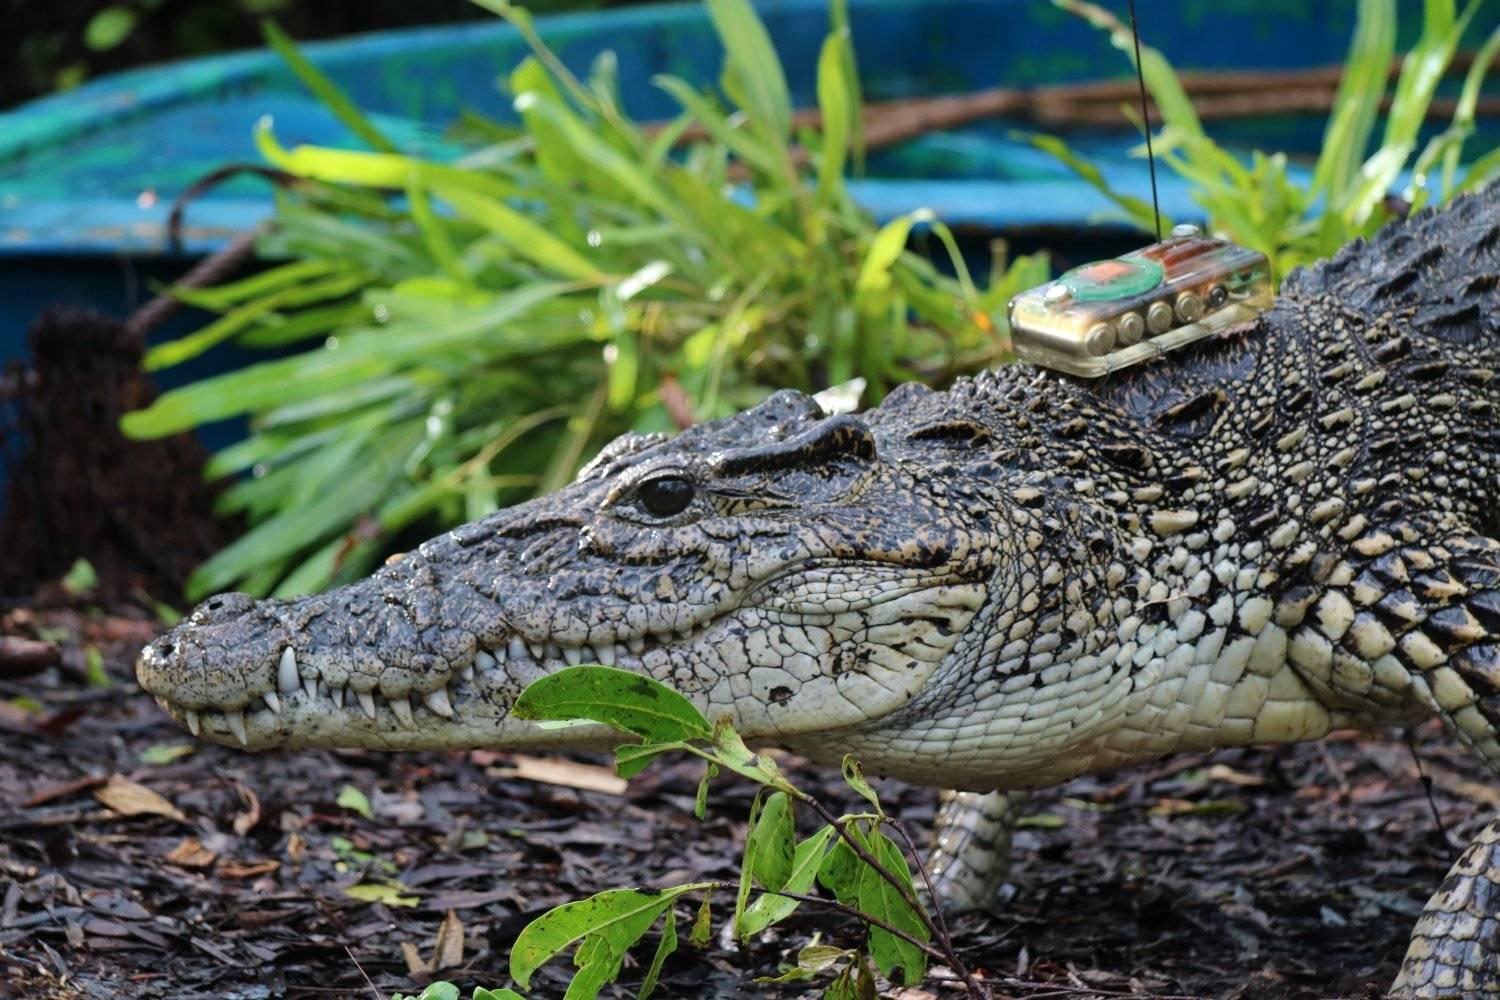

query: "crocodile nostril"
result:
(207, 599), (223, 611)
(158, 642), (175, 657)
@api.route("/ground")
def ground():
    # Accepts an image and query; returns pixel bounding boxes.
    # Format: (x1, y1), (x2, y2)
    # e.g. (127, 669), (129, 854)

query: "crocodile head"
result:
(136, 390), (1001, 773)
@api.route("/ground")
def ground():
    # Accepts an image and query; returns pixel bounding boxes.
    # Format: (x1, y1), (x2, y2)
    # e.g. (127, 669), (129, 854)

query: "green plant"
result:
(388, 666), (983, 1000)
(120, 0), (1045, 602)
(1031, 0), (1499, 284)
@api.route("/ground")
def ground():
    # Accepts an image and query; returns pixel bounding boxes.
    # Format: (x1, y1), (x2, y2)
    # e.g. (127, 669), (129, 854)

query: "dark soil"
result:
(1, 600), (1490, 1000)
(0, 307), (238, 602)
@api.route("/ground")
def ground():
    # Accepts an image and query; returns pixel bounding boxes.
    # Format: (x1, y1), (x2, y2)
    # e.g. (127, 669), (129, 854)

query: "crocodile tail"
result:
(1393, 816), (1500, 996)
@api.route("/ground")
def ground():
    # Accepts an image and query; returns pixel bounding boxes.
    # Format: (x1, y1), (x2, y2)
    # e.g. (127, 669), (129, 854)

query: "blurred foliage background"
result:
(110, 0), (1494, 603)
(2, 0), (642, 106)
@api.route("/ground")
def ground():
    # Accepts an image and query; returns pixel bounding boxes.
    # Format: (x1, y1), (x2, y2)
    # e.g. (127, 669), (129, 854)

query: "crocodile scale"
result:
(138, 185), (1500, 994)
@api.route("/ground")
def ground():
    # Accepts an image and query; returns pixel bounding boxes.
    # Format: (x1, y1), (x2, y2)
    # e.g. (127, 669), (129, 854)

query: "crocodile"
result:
(137, 185), (1500, 995)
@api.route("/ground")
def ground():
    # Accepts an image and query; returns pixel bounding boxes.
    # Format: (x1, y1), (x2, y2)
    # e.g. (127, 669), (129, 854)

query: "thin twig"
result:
(801, 797), (987, 999)
(885, 816), (957, 948)
(344, 945), (382, 1000)
(1405, 727), (1451, 849)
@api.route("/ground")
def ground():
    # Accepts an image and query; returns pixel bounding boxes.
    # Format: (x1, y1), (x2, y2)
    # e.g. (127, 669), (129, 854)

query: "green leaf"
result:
(139, 743), (197, 766)
(437, 186), (600, 280)
(637, 906), (677, 1000)
(145, 271), (368, 370)
(262, 20), (398, 153)
(855, 209), (932, 302)
(738, 823), (836, 936)
(840, 756), (882, 816)
(652, 75), (784, 177)
(60, 558), (97, 595)
(614, 741), (685, 780)
(690, 894), (712, 948)
(694, 762), (718, 819)
(122, 281), (575, 438)
(1312, 0), (1396, 203)
(509, 885), (706, 990)
(815, 825), (863, 907)
(708, 719), (794, 791)
(857, 830), (929, 986)
(512, 666), (711, 743)
(565, 937), (620, 1000)
(1053, 0), (1201, 140)
(815, 29), (853, 199)
(84, 647), (111, 689)
(344, 882), (419, 907)
(336, 784), (373, 819)
(705, 0), (793, 146)
(84, 7), (136, 51)
(754, 943), (851, 983)
(472, 989), (527, 1000)
(746, 790), (795, 892)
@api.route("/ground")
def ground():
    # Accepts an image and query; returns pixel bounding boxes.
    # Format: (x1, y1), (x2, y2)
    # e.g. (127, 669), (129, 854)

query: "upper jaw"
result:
(137, 614), (703, 749)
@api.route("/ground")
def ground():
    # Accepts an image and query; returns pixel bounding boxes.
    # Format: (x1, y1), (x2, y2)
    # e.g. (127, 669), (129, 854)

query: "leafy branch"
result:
(397, 664), (991, 1000)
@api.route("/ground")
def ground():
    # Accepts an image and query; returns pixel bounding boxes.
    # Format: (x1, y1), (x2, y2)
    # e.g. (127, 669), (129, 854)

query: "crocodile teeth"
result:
(390, 695), (416, 729)
(527, 641), (546, 661)
(460, 664), (475, 682)
(278, 648), (299, 694)
(225, 709), (249, 746)
(330, 684), (345, 708)
(185, 709), (201, 736)
(475, 650), (496, 672)
(563, 645), (582, 666)
(357, 690), (377, 720)
(302, 676), (319, 703)
(626, 636), (645, 655)
(424, 688), (455, 719)
(595, 644), (616, 666)
(510, 637), (528, 662)
(263, 691), (281, 714)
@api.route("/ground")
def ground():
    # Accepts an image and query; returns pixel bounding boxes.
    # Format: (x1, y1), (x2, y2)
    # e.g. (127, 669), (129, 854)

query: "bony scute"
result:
(1008, 224), (1272, 378)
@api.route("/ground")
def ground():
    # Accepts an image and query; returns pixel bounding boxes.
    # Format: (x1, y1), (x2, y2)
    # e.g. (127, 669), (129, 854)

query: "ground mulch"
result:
(1, 600), (1491, 1000)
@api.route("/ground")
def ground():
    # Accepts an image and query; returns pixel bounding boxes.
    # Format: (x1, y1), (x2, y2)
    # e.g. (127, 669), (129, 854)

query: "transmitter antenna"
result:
(1128, 0), (1162, 241)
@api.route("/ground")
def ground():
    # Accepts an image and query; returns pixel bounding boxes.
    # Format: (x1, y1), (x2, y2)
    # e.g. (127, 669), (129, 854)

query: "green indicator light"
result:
(1060, 254), (1165, 302)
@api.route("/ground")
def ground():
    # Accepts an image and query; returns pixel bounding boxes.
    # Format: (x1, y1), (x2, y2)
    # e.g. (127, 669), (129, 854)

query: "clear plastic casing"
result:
(1008, 225), (1272, 378)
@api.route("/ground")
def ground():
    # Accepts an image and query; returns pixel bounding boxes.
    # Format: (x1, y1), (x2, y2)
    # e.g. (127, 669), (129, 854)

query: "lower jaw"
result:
(155, 693), (622, 752)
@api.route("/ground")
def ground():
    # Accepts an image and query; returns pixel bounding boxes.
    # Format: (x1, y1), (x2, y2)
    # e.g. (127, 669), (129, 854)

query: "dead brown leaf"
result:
(26, 774), (108, 807)
(165, 837), (217, 869)
(401, 941), (429, 975)
(1204, 763), (1267, 786)
(217, 859), (278, 879)
(93, 776), (187, 822)
(286, 830), (306, 865)
(232, 780), (261, 836)
(432, 909), (464, 971)
(489, 754), (627, 795)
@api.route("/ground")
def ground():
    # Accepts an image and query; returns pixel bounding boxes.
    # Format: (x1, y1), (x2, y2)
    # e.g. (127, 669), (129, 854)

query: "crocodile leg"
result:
(927, 789), (1029, 912)
(1393, 818), (1500, 996)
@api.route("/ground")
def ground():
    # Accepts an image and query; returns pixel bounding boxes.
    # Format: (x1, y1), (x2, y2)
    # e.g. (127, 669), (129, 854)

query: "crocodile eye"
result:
(638, 475), (695, 517)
